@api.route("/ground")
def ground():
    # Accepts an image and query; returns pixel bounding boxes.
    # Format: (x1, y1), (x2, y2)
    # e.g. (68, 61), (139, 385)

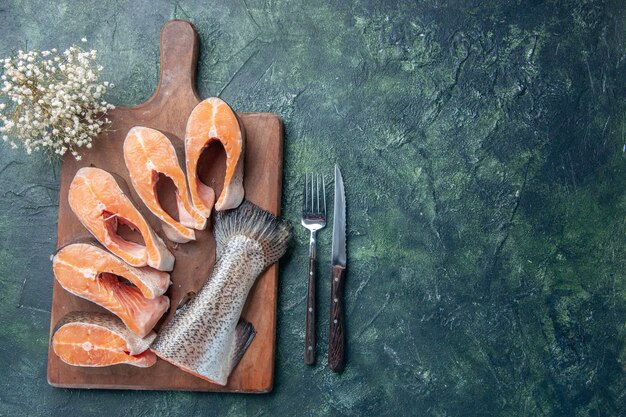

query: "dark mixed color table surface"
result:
(1, 0), (626, 416)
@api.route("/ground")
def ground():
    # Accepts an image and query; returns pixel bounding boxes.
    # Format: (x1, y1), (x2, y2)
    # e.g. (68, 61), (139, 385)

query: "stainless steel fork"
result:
(301, 173), (326, 365)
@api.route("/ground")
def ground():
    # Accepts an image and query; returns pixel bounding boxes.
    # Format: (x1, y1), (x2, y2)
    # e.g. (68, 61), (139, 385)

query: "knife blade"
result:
(329, 164), (346, 372)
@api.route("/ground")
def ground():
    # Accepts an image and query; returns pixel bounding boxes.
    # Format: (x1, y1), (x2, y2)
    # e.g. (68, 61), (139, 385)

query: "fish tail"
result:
(230, 320), (257, 373)
(214, 200), (292, 268)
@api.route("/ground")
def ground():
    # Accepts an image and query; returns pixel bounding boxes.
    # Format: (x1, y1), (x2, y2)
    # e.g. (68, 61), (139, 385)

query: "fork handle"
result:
(304, 255), (316, 365)
(304, 236), (316, 365)
(329, 264), (346, 372)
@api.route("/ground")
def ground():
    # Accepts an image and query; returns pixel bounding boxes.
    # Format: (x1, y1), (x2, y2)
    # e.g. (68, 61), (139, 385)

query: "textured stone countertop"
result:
(1, 1), (625, 416)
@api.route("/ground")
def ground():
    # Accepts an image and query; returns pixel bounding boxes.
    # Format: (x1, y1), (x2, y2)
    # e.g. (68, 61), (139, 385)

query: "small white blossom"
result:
(0, 41), (113, 159)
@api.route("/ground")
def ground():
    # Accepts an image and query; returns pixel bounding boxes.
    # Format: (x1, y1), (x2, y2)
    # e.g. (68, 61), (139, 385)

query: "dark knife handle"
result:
(329, 264), (346, 372)
(304, 256), (316, 365)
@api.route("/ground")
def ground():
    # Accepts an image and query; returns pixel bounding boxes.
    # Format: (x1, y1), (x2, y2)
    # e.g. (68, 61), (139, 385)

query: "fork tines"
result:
(302, 173), (326, 218)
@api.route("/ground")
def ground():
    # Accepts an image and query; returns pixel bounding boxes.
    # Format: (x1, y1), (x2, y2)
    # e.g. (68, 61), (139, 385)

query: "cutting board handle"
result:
(152, 20), (200, 103)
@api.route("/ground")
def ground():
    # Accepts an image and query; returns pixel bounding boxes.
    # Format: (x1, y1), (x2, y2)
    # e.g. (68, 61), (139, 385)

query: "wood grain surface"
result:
(328, 265), (346, 373)
(46, 20), (284, 393)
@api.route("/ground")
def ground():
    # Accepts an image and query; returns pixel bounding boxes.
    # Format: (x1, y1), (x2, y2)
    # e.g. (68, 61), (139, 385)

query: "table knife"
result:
(329, 164), (346, 372)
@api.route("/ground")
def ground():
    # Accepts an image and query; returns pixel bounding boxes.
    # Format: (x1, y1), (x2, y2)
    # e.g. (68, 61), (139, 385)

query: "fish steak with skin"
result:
(52, 312), (157, 368)
(68, 167), (175, 271)
(53, 242), (170, 337)
(151, 200), (292, 385)
(123, 126), (206, 243)
(185, 97), (246, 217)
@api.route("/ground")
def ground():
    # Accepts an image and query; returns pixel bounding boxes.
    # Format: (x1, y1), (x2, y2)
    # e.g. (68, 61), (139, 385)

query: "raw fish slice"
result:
(52, 312), (157, 368)
(185, 97), (245, 217)
(53, 242), (171, 299)
(124, 126), (206, 243)
(53, 243), (170, 338)
(68, 167), (175, 271)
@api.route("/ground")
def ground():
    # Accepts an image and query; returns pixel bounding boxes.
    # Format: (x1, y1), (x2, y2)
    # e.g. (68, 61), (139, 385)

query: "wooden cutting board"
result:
(46, 20), (283, 393)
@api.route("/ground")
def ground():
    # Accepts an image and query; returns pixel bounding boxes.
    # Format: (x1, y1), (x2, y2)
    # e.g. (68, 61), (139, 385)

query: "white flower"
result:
(81, 38), (87, 43)
(0, 41), (113, 159)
